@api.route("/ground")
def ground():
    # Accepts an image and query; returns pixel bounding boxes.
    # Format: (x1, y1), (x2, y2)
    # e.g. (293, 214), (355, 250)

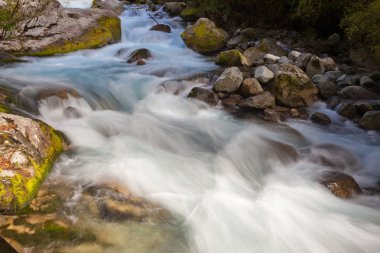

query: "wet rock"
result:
(213, 67), (243, 93)
(288, 50), (301, 63)
(337, 102), (357, 119)
(164, 2), (186, 16)
(215, 49), (247, 66)
(311, 112), (332, 125)
(239, 78), (263, 97)
(318, 81), (337, 100)
(271, 64), (318, 107)
(255, 38), (287, 57)
(326, 96), (341, 109)
(254, 66), (274, 84)
(222, 95), (243, 107)
(37, 87), (80, 101)
(63, 106), (82, 119)
(150, 24), (171, 33)
(321, 57), (337, 72)
(239, 91), (275, 109)
(295, 53), (313, 70)
(0, 51), (23, 64)
(188, 87), (219, 106)
(181, 18), (229, 54)
(127, 48), (152, 64)
(339, 86), (379, 100)
(0, 113), (64, 211)
(243, 47), (266, 66)
(320, 171), (362, 199)
(262, 108), (280, 122)
(359, 111), (380, 131)
(290, 108), (300, 118)
(306, 55), (325, 78)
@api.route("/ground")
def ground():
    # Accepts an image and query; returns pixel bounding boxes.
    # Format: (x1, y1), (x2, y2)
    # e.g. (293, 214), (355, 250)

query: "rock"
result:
(288, 50), (301, 63)
(63, 106), (82, 119)
(262, 108), (280, 122)
(254, 66), (274, 84)
(306, 55), (325, 77)
(271, 64), (318, 107)
(215, 49), (247, 66)
(255, 38), (287, 56)
(241, 28), (258, 40)
(127, 48), (152, 64)
(311, 112), (332, 125)
(354, 102), (374, 115)
(150, 24), (171, 33)
(321, 57), (337, 71)
(0, 51), (23, 64)
(312, 74), (328, 84)
(92, 0), (124, 15)
(360, 76), (375, 87)
(0, 113), (64, 211)
(278, 56), (290, 64)
(324, 71), (343, 82)
(318, 81), (337, 100)
(0, 236), (17, 253)
(164, 2), (186, 16)
(264, 54), (280, 64)
(243, 47), (266, 66)
(239, 91), (275, 109)
(337, 102), (357, 119)
(188, 87), (219, 106)
(239, 78), (263, 97)
(226, 34), (246, 49)
(320, 171), (362, 199)
(327, 96), (342, 109)
(290, 108), (300, 118)
(37, 87), (80, 101)
(180, 18), (229, 54)
(295, 53), (313, 70)
(180, 7), (202, 22)
(327, 33), (341, 47)
(0, 5), (121, 56)
(222, 95), (243, 107)
(336, 74), (353, 87)
(339, 86), (379, 100)
(136, 59), (146, 65)
(359, 111), (380, 131)
(213, 67), (243, 93)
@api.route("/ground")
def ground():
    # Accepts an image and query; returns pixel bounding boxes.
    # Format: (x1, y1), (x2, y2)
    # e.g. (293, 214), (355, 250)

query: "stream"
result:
(1, 4), (380, 253)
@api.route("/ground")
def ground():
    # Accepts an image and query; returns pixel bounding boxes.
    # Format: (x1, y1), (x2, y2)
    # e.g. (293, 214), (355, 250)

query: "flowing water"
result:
(1, 4), (380, 253)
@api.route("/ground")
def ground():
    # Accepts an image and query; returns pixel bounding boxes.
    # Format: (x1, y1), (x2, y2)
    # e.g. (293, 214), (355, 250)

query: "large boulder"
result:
(215, 49), (247, 66)
(255, 38), (287, 56)
(271, 64), (318, 107)
(188, 87), (219, 106)
(243, 47), (266, 66)
(0, 113), (64, 211)
(213, 67), (243, 93)
(359, 111), (380, 131)
(239, 91), (275, 109)
(181, 18), (229, 54)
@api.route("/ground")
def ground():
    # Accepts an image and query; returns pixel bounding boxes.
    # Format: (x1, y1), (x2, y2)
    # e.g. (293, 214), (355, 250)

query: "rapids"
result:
(1, 4), (380, 253)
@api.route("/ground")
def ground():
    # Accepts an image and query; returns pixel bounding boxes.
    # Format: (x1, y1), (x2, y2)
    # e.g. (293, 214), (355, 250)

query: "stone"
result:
(359, 111), (380, 131)
(222, 95), (243, 107)
(255, 38), (287, 56)
(92, 0), (124, 15)
(0, 113), (64, 211)
(337, 102), (357, 119)
(127, 48), (152, 64)
(318, 81), (337, 100)
(306, 55), (325, 77)
(239, 78), (263, 97)
(312, 74), (328, 84)
(254, 66), (274, 84)
(324, 71), (343, 82)
(278, 56), (290, 64)
(336, 74), (353, 87)
(339, 86), (379, 100)
(188, 87), (219, 106)
(239, 91), (275, 109)
(320, 171), (362, 199)
(181, 18), (229, 54)
(243, 47), (266, 66)
(264, 54), (280, 64)
(215, 49), (247, 66)
(288, 50), (301, 63)
(262, 108), (280, 122)
(311, 112), (332, 125)
(321, 57), (337, 71)
(360, 76), (375, 87)
(164, 2), (186, 16)
(180, 7), (202, 22)
(150, 24), (171, 33)
(295, 53), (313, 70)
(226, 34), (246, 49)
(271, 64), (318, 107)
(213, 67), (243, 93)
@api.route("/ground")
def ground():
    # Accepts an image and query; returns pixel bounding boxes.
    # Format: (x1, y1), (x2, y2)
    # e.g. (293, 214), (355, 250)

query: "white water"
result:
(1, 5), (380, 253)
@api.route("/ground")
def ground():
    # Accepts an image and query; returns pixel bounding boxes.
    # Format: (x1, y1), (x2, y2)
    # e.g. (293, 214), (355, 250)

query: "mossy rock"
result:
(181, 18), (229, 54)
(215, 49), (247, 66)
(180, 7), (202, 22)
(22, 16), (121, 57)
(0, 113), (64, 211)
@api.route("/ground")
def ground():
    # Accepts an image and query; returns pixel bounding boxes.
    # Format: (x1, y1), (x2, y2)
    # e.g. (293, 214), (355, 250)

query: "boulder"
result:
(164, 2), (186, 16)
(222, 95), (243, 107)
(239, 78), (263, 97)
(127, 48), (152, 64)
(339, 86), (379, 100)
(215, 49), (247, 66)
(213, 67), (243, 93)
(320, 172), (362, 199)
(359, 111), (380, 131)
(180, 18), (229, 54)
(318, 81), (337, 100)
(150, 24), (171, 33)
(243, 47), (266, 66)
(337, 102), (357, 119)
(255, 38), (287, 56)
(239, 91), (275, 109)
(0, 113), (64, 211)
(295, 53), (313, 70)
(306, 55), (325, 77)
(271, 64), (318, 107)
(311, 112), (332, 125)
(254, 66), (274, 84)
(188, 87), (219, 106)
(336, 74), (353, 87)
(92, 0), (124, 15)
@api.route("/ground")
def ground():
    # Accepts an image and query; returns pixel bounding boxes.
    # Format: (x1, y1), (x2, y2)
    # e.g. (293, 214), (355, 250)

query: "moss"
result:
(21, 16), (121, 57)
(215, 49), (245, 66)
(0, 104), (10, 113)
(180, 7), (201, 22)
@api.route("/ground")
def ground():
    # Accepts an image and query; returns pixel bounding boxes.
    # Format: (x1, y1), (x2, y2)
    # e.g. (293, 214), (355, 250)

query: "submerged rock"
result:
(127, 48), (152, 64)
(213, 67), (243, 93)
(0, 113), (64, 211)
(320, 171), (362, 199)
(311, 112), (332, 126)
(188, 87), (219, 106)
(181, 18), (229, 54)
(150, 24), (171, 33)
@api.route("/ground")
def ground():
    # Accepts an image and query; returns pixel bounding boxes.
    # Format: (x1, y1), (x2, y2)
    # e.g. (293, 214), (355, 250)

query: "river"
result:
(1, 4), (380, 253)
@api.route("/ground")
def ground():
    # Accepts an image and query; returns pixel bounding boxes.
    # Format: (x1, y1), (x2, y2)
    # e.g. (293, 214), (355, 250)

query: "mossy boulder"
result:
(215, 49), (247, 66)
(181, 18), (229, 54)
(0, 113), (64, 212)
(180, 7), (202, 22)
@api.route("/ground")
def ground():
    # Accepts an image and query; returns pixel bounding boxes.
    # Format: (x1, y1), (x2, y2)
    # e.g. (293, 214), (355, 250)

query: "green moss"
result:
(21, 16), (121, 57)
(0, 104), (10, 113)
